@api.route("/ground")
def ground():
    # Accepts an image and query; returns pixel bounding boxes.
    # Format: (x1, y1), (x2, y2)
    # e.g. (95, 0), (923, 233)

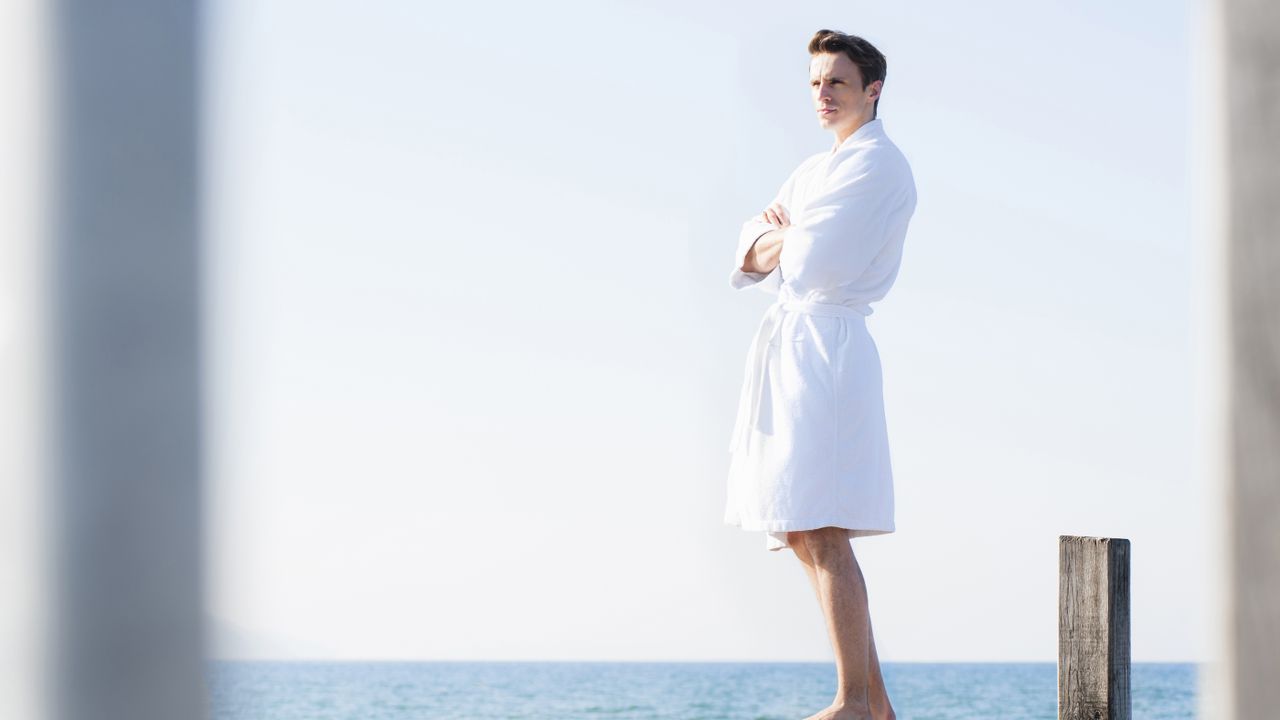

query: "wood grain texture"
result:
(1059, 536), (1130, 720)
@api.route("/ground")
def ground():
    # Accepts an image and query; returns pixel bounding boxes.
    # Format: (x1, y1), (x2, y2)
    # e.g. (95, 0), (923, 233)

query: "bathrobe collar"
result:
(830, 117), (884, 154)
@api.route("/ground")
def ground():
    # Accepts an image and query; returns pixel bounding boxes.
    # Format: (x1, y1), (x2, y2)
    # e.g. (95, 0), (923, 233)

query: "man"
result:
(724, 29), (917, 720)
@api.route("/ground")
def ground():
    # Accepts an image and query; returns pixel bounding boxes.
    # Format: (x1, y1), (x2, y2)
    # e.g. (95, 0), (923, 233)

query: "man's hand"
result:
(761, 202), (791, 227)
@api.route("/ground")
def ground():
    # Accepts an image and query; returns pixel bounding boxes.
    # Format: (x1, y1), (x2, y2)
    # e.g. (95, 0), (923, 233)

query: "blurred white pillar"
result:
(0, 1), (52, 720)
(48, 2), (206, 719)
(1212, 0), (1280, 717)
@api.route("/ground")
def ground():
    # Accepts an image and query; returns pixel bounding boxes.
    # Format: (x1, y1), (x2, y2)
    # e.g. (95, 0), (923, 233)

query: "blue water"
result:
(206, 661), (1197, 720)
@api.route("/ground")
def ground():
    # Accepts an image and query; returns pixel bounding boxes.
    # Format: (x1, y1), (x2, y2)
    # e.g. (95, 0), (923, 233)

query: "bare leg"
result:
(865, 616), (894, 720)
(788, 529), (895, 720)
(790, 531), (895, 720)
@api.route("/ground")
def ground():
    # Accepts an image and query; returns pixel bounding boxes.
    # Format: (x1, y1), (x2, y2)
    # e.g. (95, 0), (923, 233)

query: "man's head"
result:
(808, 30), (887, 135)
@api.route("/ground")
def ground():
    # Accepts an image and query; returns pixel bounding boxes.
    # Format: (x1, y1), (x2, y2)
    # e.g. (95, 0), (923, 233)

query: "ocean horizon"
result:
(206, 659), (1197, 719)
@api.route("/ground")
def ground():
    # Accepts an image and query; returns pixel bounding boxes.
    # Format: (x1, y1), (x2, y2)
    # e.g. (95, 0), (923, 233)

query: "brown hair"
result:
(807, 29), (888, 118)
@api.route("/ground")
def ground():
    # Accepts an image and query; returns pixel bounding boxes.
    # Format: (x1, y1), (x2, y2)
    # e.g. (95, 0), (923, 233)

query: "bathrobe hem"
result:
(724, 514), (894, 552)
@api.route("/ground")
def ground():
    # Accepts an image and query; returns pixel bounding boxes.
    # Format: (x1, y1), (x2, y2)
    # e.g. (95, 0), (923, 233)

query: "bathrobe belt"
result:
(730, 299), (873, 455)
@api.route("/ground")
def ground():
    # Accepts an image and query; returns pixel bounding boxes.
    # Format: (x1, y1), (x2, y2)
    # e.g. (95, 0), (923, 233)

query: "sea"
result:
(206, 660), (1198, 719)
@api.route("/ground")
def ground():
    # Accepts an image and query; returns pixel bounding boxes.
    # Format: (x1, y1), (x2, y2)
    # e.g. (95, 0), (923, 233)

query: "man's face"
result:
(810, 52), (880, 134)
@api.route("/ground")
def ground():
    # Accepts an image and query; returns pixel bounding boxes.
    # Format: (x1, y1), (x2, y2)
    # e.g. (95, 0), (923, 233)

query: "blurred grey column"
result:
(1221, 0), (1280, 717)
(49, 2), (206, 720)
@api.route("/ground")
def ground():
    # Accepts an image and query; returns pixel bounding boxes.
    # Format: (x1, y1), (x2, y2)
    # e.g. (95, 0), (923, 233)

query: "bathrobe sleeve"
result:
(729, 161), (806, 293)
(730, 218), (782, 292)
(783, 152), (914, 291)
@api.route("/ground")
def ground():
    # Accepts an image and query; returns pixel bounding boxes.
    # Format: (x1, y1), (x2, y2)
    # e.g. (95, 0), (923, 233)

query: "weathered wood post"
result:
(1058, 535), (1131, 720)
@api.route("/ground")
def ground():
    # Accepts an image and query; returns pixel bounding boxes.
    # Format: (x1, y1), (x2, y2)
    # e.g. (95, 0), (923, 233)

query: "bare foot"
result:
(800, 703), (873, 720)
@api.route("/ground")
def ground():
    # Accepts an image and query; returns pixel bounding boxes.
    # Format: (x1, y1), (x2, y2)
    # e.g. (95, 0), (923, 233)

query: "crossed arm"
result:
(739, 201), (792, 273)
(730, 167), (803, 292)
(740, 226), (787, 274)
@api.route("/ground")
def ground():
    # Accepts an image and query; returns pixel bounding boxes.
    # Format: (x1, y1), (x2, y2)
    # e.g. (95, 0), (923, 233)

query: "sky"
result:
(202, 0), (1218, 663)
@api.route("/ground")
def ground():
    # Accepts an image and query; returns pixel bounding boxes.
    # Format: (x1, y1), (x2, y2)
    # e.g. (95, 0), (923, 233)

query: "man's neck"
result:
(832, 115), (876, 151)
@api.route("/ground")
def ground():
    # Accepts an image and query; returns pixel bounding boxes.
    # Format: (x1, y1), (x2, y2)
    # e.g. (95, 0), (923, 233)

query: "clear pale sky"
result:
(204, 0), (1216, 662)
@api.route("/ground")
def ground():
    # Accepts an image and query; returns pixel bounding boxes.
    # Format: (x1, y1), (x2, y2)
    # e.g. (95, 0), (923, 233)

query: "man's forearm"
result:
(741, 226), (787, 274)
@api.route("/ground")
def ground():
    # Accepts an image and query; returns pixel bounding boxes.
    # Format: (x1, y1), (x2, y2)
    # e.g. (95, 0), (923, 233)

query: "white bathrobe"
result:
(724, 118), (918, 552)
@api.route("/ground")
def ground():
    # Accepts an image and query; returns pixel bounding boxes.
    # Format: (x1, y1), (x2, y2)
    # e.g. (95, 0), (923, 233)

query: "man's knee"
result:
(791, 526), (851, 559)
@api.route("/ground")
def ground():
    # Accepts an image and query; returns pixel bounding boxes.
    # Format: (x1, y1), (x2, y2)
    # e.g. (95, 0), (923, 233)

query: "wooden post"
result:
(1218, 0), (1280, 717)
(1059, 535), (1131, 720)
